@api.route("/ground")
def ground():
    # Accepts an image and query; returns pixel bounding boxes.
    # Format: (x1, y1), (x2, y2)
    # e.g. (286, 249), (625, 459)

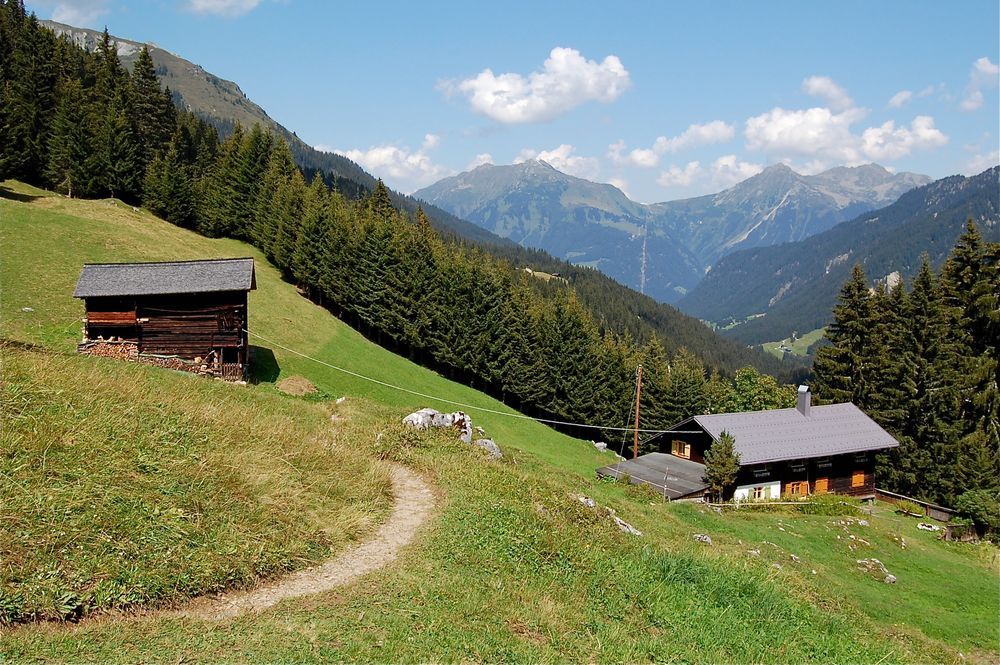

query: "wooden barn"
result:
(598, 386), (899, 501)
(73, 258), (256, 379)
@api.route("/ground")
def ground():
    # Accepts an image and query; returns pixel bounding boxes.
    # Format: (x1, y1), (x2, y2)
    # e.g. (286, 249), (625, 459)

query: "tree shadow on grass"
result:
(0, 185), (40, 203)
(248, 345), (280, 384)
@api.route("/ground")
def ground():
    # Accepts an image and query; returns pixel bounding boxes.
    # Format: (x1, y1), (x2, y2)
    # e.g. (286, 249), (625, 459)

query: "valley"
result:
(3, 4), (998, 662)
(2, 181), (996, 663)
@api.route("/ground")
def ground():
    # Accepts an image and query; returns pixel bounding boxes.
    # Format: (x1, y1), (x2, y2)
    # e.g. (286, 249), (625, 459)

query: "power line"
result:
(245, 329), (677, 435)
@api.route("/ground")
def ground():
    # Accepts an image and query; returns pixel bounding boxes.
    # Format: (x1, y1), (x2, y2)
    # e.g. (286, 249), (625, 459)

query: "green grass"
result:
(2, 181), (996, 662)
(762, 327), (827, 359)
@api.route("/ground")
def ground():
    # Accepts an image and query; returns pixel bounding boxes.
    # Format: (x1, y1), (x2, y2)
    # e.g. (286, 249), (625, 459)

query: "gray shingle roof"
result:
(73, 258), (256, 298)
(680, 403), (898, 465)
(597, 453), (707, 499)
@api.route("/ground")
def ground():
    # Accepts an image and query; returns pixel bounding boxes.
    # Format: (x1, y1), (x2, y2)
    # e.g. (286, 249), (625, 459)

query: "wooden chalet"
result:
(73, 258), (256, 379)
(598, 386), (899, 501)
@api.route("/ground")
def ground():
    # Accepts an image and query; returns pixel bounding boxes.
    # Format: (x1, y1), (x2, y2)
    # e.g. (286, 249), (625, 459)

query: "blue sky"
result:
(27, 0), (1000, 202)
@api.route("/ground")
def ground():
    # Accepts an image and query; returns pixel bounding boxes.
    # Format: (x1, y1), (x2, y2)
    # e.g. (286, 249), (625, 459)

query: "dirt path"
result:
(176, 463), (435, 621)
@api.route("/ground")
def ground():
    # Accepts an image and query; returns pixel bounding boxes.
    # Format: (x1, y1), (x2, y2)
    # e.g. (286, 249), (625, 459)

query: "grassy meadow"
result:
(762, 327), (827, 360)
(1, 181), (996, 662)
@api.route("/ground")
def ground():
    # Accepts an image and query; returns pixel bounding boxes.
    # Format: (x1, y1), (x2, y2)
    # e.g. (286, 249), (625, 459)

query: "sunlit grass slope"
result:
(2, 181), (996, 663)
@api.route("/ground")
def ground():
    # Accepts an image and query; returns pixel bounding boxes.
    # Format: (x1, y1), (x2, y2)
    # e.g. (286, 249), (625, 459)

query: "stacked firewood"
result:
(138, 355), (191, 371)
(82, 341), (140, 361)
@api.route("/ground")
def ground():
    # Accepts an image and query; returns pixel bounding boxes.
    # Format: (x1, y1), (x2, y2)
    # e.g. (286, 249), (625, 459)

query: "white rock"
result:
(577, 496), (596, 509)
(593, 441), (608, 451)
(402, 408), (439, 429)
(472, 438), (502, 459)
(336, 396), (347, 404)
(693, 534), (713, 545)
(613, 516), (642, 536)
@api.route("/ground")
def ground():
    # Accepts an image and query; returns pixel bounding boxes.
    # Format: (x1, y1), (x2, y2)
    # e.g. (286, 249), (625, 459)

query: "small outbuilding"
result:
(73, 258), (256, 379)
(598, 386), (899, 501)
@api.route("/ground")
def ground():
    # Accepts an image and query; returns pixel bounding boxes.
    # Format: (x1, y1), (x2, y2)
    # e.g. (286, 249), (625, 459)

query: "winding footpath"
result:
(175, 463), (435, 621)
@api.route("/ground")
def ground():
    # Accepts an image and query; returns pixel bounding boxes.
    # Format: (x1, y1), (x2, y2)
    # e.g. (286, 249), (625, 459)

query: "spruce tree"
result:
(703, 431), (740, 501)
(813, 264), (874, 405)
(44, 78), (89, 197)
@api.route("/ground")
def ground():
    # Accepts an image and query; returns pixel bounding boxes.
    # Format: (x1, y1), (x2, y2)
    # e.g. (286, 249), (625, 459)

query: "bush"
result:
(895, 499), (923, 517)
(954, 490), (1000, 532)
(797, 494), (862, 516)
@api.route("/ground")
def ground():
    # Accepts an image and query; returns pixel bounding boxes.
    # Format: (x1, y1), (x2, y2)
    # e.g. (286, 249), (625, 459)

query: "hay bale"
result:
(276, 376), (317, 396)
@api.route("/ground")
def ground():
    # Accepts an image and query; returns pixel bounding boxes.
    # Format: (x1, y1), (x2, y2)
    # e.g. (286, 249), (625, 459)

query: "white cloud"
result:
(960, 90), (984, 112)
(421, 133), (440, 150)
(745, 106), (867, 163)
(186, 0), (261, 17)
(40, 0), (108, 26)
(656, 161), (703, 187)
(802, 75), (854, 112)
(467, 153), (494, 169)
(961, 56), (999, 111)
(654, 121), (735, 153)
(746, 104), (949, 164)
(608, 140), (659, 168)
(711, 155), (763, 187)
(609, 121), (734, 168)
(860, 116), (948, 161)
(515, 144), (600, 180)
(888, 90), (913, 108)
(333, 143), (453, 194)
(444, 47), (631, 124)
(963, 149), (1000, 175)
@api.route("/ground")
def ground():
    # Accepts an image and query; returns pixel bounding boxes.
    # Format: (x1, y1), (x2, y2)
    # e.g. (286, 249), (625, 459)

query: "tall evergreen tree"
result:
(44, 78), (90, 197)
(813, 264), (874, 405)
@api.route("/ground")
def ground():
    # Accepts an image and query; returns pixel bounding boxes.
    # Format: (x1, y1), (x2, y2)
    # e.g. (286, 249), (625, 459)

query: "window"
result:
(671, 440), (691, 459)
(814, 477), (829, 494)
(815, 457), (832, 469)
(753, 464), (771, 478)
(785, 481), (807, 497)
(852, 470), (865, 488)
(790, 462), (806, 473)
(753, 486), (764, 500)
(854, 453), (868, 463)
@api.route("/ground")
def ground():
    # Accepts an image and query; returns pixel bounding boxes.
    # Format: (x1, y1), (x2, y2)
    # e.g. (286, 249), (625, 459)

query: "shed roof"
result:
(597, 453), (707, 499)
(73, 258), (256, 298)
(671, 403), (898, 466)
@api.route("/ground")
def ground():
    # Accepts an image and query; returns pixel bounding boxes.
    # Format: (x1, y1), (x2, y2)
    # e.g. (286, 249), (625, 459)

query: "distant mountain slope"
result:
(678, 166), (1000, 345)
(416, 161), (929, 303)
(40, 20), (505, 246)
(416, 161), (704, 301)
(650, 163), (930, 268)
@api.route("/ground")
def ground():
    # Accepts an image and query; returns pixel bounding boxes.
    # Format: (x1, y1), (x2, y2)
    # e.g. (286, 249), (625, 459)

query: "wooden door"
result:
(814, 477), (828, 494)
(851, 470), (865, 488)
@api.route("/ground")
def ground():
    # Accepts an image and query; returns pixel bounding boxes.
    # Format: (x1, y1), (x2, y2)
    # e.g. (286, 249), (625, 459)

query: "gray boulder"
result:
(473, 438), (502, 459)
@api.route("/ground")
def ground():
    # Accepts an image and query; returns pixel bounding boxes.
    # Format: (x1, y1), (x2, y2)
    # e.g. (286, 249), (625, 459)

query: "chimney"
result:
(797, 385), (811, 417)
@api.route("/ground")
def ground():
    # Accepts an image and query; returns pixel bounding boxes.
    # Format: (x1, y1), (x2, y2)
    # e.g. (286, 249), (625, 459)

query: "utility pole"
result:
(633, 364), (643, 459)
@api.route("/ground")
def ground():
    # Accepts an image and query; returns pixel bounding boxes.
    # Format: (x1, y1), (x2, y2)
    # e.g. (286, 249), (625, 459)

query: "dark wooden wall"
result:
(84, 291), (249, 362)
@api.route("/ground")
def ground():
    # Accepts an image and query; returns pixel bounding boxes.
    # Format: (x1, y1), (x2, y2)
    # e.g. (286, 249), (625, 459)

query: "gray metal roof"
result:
(678, 403), (898, 465)
(597, 453), (708, 499)
(73, 258), (256, 298)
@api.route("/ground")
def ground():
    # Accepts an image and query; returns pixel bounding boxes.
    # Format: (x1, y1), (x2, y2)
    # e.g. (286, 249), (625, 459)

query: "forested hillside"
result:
(0, 2), (796, 443)
(680, 169), (1000, 344)
(813, 224), (999, 508)
(21, 9), (795, 381)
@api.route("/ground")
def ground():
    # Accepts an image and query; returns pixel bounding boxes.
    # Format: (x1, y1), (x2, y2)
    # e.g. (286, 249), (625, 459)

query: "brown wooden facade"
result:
(83, 291), (249, 365)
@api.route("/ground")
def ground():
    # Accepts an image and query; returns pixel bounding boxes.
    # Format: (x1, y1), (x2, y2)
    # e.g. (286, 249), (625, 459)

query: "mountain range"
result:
(416, 161), (931, 303)
(679, 166), (1000, 345)
(35, 18), (795, 379)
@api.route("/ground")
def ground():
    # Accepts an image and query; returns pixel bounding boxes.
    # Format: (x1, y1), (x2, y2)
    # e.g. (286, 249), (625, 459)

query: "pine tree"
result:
(813, 264), (874, 405)
(703, 430), (740, 501)
(130, 45), (175, 172)
(143, 142), (195, 228)
(662, 347), (708, 426)
(44, 78), (89, 197)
